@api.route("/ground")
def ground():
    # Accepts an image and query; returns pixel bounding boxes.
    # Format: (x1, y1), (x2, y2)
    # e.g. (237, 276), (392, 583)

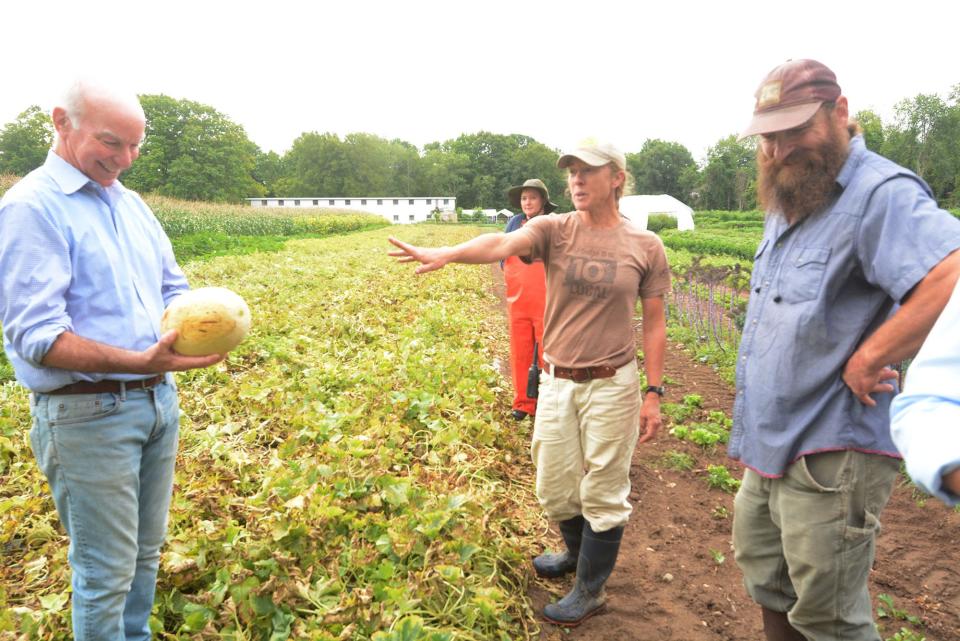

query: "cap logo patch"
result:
(758, 81), (782, 108)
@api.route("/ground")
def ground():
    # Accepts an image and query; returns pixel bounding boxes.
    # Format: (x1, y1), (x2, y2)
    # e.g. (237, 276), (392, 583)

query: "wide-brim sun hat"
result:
(507, 178), (558, 213)
(740, 58), (842, 139)
(556, 139), (626, 171)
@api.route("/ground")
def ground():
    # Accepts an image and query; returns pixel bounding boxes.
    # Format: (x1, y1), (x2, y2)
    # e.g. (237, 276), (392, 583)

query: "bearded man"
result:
(728, 59), (960, 641)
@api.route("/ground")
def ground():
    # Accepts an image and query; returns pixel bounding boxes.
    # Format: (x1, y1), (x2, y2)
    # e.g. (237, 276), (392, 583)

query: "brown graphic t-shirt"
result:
(517, 212), (671, 369)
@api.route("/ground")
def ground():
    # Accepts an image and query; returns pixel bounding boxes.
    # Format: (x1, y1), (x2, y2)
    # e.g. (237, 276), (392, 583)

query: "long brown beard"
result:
(757, 124), (849, 223)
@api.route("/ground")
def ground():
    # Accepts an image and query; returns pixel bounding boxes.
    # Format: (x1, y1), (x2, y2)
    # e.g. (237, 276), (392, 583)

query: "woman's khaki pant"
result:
(531, 360), (641, 533)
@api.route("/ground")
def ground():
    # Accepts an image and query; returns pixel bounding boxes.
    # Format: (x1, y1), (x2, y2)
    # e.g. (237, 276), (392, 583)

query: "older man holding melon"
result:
(0, 79), (245, 641)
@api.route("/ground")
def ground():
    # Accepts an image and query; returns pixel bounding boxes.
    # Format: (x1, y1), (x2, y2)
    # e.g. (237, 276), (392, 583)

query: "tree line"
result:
(1, 86), (958, 210)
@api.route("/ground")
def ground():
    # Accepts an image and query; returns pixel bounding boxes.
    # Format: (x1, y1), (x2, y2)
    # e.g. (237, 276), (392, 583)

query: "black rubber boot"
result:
(533, 515), (584, 578)
(542, 522), (623, 627)
(761, 607), (807, 641)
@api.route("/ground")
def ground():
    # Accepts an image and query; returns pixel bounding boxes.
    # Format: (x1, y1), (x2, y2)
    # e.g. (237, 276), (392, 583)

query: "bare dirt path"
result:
(488, 265), (960, 641)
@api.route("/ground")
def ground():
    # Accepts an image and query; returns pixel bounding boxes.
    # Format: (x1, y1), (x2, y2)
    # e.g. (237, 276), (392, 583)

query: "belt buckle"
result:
(573, 367), (591, 383)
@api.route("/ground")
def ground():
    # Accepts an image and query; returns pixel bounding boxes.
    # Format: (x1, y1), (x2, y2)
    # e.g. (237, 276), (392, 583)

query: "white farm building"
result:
(246, 196), (457, 224)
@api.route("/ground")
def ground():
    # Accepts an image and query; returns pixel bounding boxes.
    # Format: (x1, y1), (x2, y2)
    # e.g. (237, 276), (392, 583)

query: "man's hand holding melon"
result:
(149, 287), (251, 371)
(162, 287), (251, 356)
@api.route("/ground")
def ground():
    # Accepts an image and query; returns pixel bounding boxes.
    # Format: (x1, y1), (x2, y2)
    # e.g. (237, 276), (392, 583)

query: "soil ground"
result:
(488, 265), (960, 641)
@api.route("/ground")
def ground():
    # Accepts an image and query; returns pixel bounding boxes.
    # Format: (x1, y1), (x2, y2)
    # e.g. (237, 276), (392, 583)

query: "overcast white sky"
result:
(4, 0), (957, 163)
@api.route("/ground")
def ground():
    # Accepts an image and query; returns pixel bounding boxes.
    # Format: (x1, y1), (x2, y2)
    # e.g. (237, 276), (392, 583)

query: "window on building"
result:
(278, 199), (284, 206)
(408, 199), (415, 205)
(261, 199), (267, 206)
(377, 199), (383, 205)
(426, 199), (432, 204)
(345, 199), (351, 205)
(361, 199), (367, 205)
(409, 214), (415, 221)
(329, 199), (335, 205)
(294, 199), (300, 206)
(393, 199), (399, 205)
(313, 199), (318, 206)
(444, 199), (449, 205)
(393, 215), (399, 221)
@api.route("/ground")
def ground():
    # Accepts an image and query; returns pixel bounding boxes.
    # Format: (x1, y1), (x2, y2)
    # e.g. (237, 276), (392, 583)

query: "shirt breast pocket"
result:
(781, 246), (831, 303)
(749, 239), (770, 291)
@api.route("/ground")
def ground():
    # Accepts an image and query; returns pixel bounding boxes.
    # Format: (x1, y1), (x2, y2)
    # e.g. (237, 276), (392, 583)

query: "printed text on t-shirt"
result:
(563, 255), (616, 301)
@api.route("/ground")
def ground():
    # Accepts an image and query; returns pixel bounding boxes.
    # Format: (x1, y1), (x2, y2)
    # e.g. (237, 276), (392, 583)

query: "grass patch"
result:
(660, 450), (696, 472)
(661, 393), (703, 425)
(171, 232), (289, 262)
(670, 410), (732, 449)
(706, 464), (741, 493)
(666, 325), (737, 385)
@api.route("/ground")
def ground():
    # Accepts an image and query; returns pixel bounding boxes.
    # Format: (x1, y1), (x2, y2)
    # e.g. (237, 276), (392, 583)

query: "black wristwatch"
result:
(644, 385), (665, 397)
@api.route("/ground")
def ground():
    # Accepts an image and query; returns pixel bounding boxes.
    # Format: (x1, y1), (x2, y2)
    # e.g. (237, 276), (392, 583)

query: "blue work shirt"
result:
(0, 151), (188, 392)
(729, 136), (960, 477)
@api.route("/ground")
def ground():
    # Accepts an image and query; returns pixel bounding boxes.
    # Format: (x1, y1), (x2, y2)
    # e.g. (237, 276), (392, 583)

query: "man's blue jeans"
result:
(29, 380), (180, 641)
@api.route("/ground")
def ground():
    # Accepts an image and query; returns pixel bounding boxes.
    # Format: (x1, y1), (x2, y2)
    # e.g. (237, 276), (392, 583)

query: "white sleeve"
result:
(890, 278), (960, 506)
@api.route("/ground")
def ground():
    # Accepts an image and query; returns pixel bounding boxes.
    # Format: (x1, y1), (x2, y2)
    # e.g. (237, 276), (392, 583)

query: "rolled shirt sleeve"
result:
(0, 199), (74, 366)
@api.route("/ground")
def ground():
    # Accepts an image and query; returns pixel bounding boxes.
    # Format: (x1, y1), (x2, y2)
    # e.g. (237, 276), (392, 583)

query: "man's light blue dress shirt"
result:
(0, 151), (188, 392)
(891, 278), (960, 506)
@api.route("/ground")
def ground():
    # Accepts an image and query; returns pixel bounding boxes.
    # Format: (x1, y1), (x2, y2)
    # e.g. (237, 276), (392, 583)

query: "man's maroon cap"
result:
(740, 59), (841, 138)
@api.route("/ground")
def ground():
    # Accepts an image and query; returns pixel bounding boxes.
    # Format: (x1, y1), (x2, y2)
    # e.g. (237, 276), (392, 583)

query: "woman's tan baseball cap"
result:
(507, 178), (558, 213)
(741, 59), (842, 138)
(557, 139), (626, 171)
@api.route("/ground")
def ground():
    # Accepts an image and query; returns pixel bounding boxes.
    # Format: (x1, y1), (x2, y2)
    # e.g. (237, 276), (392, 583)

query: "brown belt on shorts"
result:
(47, 375), (165, 395)
(548, 364), (618, 382)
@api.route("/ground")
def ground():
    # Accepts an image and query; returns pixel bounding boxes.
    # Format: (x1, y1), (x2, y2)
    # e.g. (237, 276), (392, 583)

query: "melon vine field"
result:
(1, 197), (958, 641)
(2, 223), (546, 640)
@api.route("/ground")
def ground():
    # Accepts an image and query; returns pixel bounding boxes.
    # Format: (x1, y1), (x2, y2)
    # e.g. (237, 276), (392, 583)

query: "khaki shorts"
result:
(733, 450), (899, 641)
(530, 360), (640, 532)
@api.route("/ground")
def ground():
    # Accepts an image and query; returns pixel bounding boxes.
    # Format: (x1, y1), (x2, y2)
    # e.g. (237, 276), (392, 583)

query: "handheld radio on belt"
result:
(526, 342), (541, 399)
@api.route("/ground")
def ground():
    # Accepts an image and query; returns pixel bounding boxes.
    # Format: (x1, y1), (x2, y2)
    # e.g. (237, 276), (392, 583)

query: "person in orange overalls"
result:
(502, 178), (557, 420)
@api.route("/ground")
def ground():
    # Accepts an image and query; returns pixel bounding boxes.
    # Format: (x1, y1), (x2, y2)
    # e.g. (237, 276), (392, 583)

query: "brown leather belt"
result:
(47, 375), (165, 395)
(549, 364), (618, 382)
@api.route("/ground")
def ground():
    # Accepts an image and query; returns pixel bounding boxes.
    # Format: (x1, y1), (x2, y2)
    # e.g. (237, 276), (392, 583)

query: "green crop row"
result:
(693, 210), (764, 225)
(660, 228), (762, 261)
(147, 195), (389, 238)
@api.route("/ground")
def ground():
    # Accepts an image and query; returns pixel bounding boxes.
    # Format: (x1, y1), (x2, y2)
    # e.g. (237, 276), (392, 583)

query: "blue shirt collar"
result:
(44, 150), (127, 200)
(836, 135), (866, 190)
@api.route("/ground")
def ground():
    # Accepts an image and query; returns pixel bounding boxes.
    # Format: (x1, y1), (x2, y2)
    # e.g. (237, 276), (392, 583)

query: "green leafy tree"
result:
(340, 133), (424, 196)
(881, 90), (960, 206)
(421, 145), (472, 201)
(853, 109), (885, 152)
(0, 106), (53, 175)
(252, 150), (284, 197)
(281, 132), (350, 196)
(384, 138), (423, 196)
(123, 95), (263, 202)
(882, 94), (948, 178)
(679, 164), (702, 207)
(423, 132), (565, 210)
(700, 135), (756, 210)
(626, 139), (696, 202)
(279, 133), (424, 199)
